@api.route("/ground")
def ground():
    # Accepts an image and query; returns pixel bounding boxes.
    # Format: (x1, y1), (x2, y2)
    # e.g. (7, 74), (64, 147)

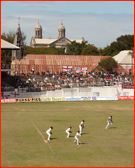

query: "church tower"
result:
(58, 22), (65, 39)
(12, 23), (24, 60)
(35, 22), (42, 39)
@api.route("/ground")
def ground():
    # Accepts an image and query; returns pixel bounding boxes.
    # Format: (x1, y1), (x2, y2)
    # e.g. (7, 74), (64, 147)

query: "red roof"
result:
(12, 54), (128, 73)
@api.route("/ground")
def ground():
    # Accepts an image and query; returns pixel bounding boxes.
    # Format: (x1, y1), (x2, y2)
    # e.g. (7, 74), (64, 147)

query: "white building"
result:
(30, 22), (85, 52)
(113, 50), (134, 73)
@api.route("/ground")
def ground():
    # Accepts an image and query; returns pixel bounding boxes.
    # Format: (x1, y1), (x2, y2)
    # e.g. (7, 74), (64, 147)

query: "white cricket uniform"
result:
(74, 132), (81, 145)
(66, 127), (71, 138)
(106, 117), (113, 129)
(46, 128), (52, 140)
(79, 121), (84, 135)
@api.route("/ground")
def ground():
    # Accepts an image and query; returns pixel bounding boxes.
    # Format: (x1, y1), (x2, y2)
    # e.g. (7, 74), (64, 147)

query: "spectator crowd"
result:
(9, 69), (134, 92)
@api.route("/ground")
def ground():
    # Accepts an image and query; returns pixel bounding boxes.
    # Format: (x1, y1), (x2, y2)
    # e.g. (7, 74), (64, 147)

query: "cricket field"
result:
(1, 101), (134, 167)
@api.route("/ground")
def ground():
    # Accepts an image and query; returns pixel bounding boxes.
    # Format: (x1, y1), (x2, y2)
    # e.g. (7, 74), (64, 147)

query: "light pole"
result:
(128, 50), (134, 74)
(131, 52), (134, 74)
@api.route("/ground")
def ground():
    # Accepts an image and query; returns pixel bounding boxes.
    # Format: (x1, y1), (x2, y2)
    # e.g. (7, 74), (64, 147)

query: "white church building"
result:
(30, 22), (85, 52)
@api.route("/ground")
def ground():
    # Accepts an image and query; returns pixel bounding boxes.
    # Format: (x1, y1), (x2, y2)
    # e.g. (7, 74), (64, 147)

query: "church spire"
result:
(12, 22), (24, 61)
(18, 17), (20, 27)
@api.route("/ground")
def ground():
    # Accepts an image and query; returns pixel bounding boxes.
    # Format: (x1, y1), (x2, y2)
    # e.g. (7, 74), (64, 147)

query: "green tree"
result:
(102, 43), (119, 56)
(66, 41), (87, 55)
(1, 30), (26, 45)
(102, 46), (112, 56)
(98, 48), (103, 55)
(117, 35), (134, 50)
(102, 34), (134, 56)
(81, 44), (99, 55)
(1, 31), (27, 64)
(1, 50), (11, 64)
(98, 57), (118, 73)
(24, 46), (65, 55)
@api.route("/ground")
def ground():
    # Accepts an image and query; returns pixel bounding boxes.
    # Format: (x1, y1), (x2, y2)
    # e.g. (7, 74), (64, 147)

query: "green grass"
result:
(1, 101), (134, 167)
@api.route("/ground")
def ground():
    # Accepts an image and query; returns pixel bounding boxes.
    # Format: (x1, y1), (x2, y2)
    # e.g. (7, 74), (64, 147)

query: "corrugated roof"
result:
(70, 40), (83, 43)
(35, 39), (56, 44)
(1, 39), (20, 50)
(12, 54), (128, 73)
(35, 38), (83, 44)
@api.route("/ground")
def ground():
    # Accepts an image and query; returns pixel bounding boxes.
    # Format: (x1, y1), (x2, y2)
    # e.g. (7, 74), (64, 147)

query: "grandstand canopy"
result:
(1, 39), (20, 50)
(113, 50), (134, 64)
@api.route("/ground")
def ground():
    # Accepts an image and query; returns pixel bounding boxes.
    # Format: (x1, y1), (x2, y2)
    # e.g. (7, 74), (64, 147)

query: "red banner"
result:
(118, 96), (134, 100)
(122, 85), (134, 89)
(1, 98), (16, 103)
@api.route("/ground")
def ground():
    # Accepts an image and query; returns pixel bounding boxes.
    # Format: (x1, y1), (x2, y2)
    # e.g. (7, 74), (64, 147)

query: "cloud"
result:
(1, 10), (134, 48)
(21, 2), (54, 9)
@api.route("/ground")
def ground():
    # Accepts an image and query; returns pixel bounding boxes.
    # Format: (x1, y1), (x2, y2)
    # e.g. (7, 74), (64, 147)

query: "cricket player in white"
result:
(65, 126), (72, 138)
(106, 116), (113, 129)
(79, 120), (85, 135)
(74, 130), (81, 145)
(46, 126), (53, 140)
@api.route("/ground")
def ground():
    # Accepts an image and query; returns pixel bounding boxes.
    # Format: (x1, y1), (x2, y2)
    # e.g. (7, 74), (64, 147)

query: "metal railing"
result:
(1, 81), (14, 91)
(25, 81), (134, 92)
(1, 87), (14, 92)
(1, 64), (11, 69)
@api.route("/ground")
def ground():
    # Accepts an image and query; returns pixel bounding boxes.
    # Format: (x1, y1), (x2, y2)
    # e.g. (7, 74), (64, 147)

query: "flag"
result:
(63, 66), (72, 72)
(75, 67), (87, 73)
(82, 67), (87, 73)
(75, 67), (81, 73)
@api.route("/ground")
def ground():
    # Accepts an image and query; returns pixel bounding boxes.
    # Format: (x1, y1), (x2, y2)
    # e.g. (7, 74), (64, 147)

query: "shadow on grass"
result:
(51, 138), (58, 140)
(107, 127), (117, 129)
(80, 142), (86, 145)
(82, 133), (89, 134)
(69, 136), (74, 137)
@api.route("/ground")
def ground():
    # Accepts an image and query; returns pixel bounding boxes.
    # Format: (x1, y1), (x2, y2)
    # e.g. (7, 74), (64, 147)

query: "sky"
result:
(1, 1), (134, 48)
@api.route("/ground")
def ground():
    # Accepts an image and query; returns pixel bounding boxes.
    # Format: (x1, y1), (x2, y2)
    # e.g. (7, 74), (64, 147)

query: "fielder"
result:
(106, 116), (113, 129)
(65, 126), (72, 138)
(79, 120), (85, 135)
(46, 126), (53, 140)
(74, 130), (81, 145)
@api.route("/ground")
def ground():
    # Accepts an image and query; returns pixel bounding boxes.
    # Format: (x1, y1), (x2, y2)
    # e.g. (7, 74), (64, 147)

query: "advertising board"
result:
(118, 96), (134, 100)
(41, 97), (66, 102)
(122, 85), (134, 89)
(1, 98), (16, 103)
(16, 97), (41, 102)
(66, 97), (82, 101)
(81, 97), (92, 101)
(96, 97), (118, 100)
